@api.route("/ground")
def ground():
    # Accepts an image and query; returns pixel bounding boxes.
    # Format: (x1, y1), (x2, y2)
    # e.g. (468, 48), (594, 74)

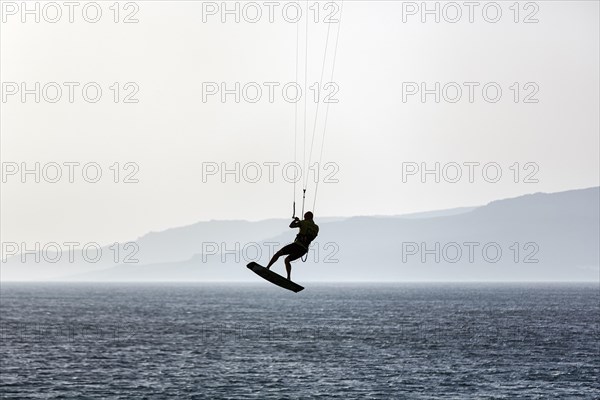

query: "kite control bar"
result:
(292, 189), (307, 219)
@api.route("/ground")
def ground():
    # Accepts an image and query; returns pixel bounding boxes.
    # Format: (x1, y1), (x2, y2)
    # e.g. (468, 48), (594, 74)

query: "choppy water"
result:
(1, 283), (598, 399)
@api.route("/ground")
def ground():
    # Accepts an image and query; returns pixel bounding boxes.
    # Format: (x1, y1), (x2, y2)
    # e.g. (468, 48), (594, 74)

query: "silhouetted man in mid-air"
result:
(266, 211), (319, 280)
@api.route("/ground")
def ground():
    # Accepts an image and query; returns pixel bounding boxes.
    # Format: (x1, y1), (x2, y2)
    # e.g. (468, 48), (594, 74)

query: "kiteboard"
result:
(246, 262), (304, 293)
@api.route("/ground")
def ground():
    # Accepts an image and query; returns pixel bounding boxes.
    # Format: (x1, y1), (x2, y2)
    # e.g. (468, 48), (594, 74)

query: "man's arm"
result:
(289, 218), (301, 228)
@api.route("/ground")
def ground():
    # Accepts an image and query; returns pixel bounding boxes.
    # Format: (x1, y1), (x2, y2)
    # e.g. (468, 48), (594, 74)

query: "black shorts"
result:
(276, 242), (308, 262)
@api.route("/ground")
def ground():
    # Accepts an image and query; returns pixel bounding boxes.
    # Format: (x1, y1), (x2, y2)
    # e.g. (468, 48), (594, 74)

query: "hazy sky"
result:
(1, 0), (599, 247)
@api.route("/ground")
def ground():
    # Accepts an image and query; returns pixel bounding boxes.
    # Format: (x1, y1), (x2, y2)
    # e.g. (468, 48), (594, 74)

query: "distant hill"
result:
(386, 207), (477, 219)
(2, 187), (598, 282)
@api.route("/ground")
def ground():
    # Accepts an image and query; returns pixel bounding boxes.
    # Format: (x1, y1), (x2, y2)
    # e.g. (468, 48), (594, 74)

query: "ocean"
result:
(1, 283), (598, 399)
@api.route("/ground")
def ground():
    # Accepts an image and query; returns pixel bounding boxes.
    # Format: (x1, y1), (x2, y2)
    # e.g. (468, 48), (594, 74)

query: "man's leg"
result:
(283, 244), (308, 279)
(267, 243), (294, 269)
(284, 256), (292, 280)
(266, 244), (292, 269)
(266, 250), (281, 269)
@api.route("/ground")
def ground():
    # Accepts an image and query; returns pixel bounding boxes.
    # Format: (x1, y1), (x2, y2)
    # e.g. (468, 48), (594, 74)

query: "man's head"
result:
(304, 211), (314, 220)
